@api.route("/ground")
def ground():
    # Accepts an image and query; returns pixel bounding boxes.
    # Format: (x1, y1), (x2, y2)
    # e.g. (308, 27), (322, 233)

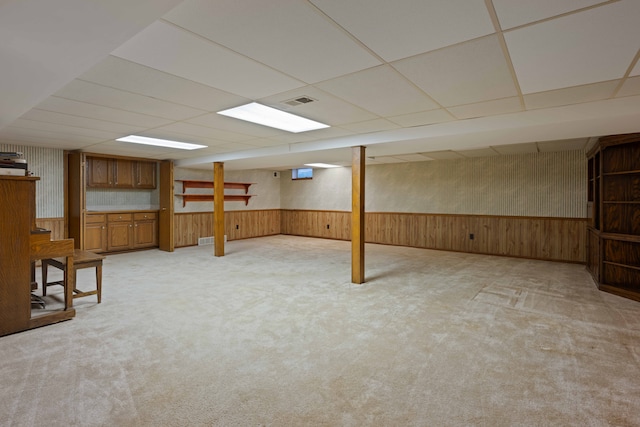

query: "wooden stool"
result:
(42, 249), (105, 305)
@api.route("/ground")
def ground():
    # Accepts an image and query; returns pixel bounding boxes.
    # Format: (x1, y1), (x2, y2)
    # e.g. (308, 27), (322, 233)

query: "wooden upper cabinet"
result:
(136, 161), (157, 189)
(86, 157), (112, 188)
(113, 159), (135, 188)
(86, 157), (157, 189)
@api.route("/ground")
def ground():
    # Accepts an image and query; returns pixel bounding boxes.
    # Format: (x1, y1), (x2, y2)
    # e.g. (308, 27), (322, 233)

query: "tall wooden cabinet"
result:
(586, 133), (640, 301)
(1, 176), (75, 336)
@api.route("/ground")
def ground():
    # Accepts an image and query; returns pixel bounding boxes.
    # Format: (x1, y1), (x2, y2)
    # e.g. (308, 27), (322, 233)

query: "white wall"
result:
(281, 150), (587, 218)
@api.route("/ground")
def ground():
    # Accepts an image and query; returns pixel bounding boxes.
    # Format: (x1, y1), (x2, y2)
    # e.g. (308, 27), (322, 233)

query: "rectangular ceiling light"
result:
(116, 135), (207, 150)
(304, 163), (341, 168)
(217, 102), (329, 133)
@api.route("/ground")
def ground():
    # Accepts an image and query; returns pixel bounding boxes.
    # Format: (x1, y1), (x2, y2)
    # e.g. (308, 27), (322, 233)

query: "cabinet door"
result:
(136, 161), (157, 189)
(86, 157), (112, 188)
(85, 215), (107, 253)
(134, 220), (158, 248)
(107, 222), (133, 251)
(113, 159), (135, 188)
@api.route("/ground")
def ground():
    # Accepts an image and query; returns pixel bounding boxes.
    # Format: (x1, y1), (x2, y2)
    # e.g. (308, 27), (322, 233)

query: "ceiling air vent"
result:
(283, 96), (316, 107)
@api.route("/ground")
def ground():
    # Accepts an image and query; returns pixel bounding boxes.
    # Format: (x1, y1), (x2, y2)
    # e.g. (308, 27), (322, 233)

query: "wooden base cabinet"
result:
(84, 211), (157, 253)
(586, 133), (640, 302)
(107, 213), (134, 252)
(85, 214), (107, 253)
(133, 213), (158, 248)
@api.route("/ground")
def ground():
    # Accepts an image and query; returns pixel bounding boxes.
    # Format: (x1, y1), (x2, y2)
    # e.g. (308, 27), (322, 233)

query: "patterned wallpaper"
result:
(281, 150), (587, 218)
(0, 144), (63, 218)
(1, 144), (586, 219)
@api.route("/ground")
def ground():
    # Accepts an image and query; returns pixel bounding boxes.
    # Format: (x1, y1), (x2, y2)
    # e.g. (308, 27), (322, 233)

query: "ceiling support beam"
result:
(214, 162), (225, 257)
(351, 146), (365, 284)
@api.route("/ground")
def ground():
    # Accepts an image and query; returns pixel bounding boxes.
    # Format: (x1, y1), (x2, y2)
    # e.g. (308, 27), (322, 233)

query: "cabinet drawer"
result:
(108, 213), (133, 222)
(134, 212), (157, 221)
(86, 214), (106, 224)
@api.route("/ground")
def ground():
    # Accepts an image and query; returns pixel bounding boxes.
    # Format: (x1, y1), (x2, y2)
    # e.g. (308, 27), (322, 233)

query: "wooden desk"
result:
(42, 250), (105, 305)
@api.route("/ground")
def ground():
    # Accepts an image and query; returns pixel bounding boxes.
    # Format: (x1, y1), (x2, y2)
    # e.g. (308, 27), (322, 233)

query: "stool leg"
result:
(96, 264), (102, 303)
(41, 261), (48, 296)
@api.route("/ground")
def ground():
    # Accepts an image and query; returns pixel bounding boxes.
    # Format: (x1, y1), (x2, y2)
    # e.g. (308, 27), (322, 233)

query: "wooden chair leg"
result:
(96, 264), (102, 303)
(41, 261), (48, 296)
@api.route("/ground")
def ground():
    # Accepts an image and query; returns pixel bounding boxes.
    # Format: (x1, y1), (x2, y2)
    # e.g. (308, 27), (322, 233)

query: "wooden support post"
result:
(352, 146), (365, 284)
(214, 162), (225, 257)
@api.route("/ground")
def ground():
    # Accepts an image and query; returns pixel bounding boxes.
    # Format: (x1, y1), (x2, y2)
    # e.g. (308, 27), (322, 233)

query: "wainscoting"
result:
(35, 217), (65, 240)
(281, 210), (587, 263)
(174, 210), (280, 247)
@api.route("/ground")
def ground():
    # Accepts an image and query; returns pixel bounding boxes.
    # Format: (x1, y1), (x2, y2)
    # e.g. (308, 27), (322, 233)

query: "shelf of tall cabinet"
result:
(586, 133), (640, 302)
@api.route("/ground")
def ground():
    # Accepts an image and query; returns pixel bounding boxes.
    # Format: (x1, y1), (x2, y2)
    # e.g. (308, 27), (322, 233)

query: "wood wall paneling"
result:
(174, 210), (281, 248)
(281, 210), (586, 263)
(35, 218), (65, 241)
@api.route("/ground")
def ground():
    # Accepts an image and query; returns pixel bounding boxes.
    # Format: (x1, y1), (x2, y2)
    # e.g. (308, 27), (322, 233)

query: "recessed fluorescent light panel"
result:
(304, 163), (341, 168)
(116, 135), (207, 150)
(217, 102), (329, 133)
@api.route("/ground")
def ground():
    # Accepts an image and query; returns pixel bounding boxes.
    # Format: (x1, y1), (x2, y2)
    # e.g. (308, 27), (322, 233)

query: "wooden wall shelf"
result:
(175, 180), (255, 206)
(176, 194), (253, 206)
(176, 180), (254, 194)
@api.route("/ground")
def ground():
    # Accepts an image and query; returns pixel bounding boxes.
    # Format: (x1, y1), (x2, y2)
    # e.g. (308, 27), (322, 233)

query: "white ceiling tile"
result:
(393, 36), (518, 106)
(240, 138), (287, 148)
(164, 0), (380, 83)
(369, 156), (406, 163)
(524, 81), (618, 110)
(339, 119), (400, 134)
(0, 131), (89, 149)
(0, 0), (183, 129)
(457, 148), (499, 158)
(617, 76), (640, 98)
(211, 142), (264, 154)
(112, 21), (305, 99)
(448, 97), (523, 119)
(187, 113), (284, 138)
(153, 122), (255, 143)
(10, 119), (121, 141)
(392, 154), (432, 162)
(388, 109), (454, 128)
(316, 65), (439, 117)
(21, 109), (143, 134)
(310, 0), (494, 61)
(1, 126), (106, 145)
(492, 0), (604, 30)
(505, 1), (640, 94)
(537, 138), (589, 152)
(55, 80), (206, 121)
(260, 87), (377, 125)
(79, 56), (249, 112)
(419, 151), (465, 160)
(491, 143), (538, 154)
(631, 61), (640, 77)
(36, 97), (174, 128)
(86, 140), (177, 158)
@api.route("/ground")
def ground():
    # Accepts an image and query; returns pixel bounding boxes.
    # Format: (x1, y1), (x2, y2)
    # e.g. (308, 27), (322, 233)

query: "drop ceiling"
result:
(1, 0), (639, 170)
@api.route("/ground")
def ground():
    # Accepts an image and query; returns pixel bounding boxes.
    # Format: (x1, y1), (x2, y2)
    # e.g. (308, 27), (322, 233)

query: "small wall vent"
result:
(283, 96), (316, 107)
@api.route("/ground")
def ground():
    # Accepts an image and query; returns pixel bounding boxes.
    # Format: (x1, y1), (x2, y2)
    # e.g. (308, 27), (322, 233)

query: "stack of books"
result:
(0, 152), (28, 176)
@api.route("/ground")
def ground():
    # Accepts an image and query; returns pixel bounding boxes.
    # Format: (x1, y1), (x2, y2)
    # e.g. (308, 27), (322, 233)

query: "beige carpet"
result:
(1, 235), (639, 426)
